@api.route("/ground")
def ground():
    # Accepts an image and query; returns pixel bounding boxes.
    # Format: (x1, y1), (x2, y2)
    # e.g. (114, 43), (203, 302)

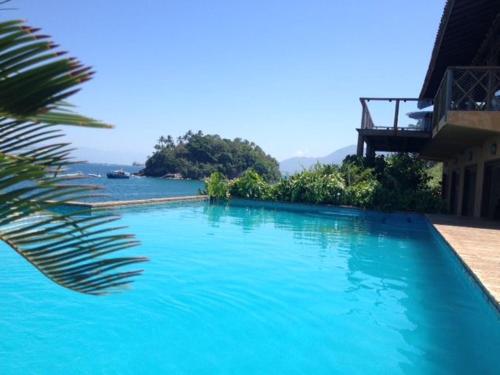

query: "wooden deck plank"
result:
(428, 214), (500, 308)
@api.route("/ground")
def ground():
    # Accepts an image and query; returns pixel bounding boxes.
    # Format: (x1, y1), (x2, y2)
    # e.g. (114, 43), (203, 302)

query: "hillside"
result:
(143, 131), (280, 182)
(280, 145), (357, 175)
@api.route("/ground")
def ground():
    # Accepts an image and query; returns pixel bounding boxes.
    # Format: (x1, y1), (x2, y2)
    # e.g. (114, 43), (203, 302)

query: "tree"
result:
(0, 19), (146, 294)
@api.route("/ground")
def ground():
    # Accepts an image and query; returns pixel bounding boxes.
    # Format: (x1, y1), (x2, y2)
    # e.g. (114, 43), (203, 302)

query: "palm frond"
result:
(0, 19), (147, 295)
(0, 19), (110, 128)
(0, 136), (147, 295)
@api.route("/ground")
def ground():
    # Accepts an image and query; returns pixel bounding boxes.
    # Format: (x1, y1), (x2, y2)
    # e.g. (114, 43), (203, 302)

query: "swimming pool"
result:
(0, 201), (499, 374)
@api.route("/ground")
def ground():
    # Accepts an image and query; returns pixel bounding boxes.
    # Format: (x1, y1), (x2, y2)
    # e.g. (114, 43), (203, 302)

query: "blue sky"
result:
(15, 0), (444, 163)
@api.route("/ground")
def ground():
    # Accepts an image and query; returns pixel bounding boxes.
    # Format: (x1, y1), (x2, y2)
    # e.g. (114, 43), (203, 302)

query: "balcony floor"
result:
(357, 128), (431, 153)
(421, 111), (500, 159)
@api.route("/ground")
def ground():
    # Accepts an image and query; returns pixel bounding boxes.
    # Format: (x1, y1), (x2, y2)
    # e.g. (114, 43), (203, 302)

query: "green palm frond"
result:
(0, 19), (147, 294)
(0, 20), (110, 127)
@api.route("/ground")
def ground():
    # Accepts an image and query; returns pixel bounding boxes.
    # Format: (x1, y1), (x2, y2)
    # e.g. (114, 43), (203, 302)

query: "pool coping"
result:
(65, 195), (208, 210)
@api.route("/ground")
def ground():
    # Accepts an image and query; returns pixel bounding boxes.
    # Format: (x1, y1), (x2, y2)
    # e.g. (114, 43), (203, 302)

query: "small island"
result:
(142, 130), (280, 182)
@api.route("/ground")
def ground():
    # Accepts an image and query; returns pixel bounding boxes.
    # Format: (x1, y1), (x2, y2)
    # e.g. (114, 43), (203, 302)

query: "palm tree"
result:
(0, 19), (147, 295)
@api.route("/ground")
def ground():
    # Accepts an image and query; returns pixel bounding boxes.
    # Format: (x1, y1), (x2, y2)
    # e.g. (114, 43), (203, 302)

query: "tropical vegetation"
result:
(205, 154), (445, 213)
(144, 131), (281, 182)
(0, 18), (145, 294)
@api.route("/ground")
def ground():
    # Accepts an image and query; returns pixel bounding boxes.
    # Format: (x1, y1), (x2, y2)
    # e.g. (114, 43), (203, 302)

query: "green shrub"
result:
(345, 179), (379, 208)
(414, 188), (447, 213)
(287, 165), (345, 204)
(381, 153), (430, 191)
(371, 187), (402, 211)
(269, 178), (293, 202)
(340, 159), (379, 207)
(205, 172), (229, 200)
(204, 154), (446, 213)
(427, 162), (443, 190)
(229, 169), (271, 199)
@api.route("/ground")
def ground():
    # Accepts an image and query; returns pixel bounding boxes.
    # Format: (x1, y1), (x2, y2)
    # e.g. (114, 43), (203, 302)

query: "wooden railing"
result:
(432, 66), (500, 130)
(359, 97), (430, 132)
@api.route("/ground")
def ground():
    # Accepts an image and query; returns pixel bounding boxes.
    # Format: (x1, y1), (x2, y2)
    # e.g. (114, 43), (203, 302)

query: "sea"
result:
(65, 163), (204, 202)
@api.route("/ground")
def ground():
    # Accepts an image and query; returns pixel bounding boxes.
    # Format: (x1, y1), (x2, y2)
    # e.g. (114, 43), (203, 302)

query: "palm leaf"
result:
(0, 20), (110, 127)
(0, 20), (147, 295)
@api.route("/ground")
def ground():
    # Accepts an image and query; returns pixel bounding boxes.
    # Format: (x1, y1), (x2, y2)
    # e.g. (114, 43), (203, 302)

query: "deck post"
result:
(393, 99), (400, 132)
(356, 133), (364, 156)
(365, 142), (375, 160)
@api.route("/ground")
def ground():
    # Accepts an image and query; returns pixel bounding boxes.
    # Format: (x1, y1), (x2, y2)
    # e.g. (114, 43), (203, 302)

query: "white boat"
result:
(59, 172), (84, 178)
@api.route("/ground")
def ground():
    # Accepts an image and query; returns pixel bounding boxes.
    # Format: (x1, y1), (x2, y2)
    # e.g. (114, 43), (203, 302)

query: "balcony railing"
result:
(432, 66), (500, 130)
(360, 97), (432, 132)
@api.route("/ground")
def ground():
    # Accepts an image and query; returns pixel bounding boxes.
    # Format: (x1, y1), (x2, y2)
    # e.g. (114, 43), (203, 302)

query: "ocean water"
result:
(65, 163), (204, 202)
(0, 202), (499, 374)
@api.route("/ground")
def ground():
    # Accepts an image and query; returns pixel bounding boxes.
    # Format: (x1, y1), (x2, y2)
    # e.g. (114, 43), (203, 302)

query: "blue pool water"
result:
(0, 202), (499, 374)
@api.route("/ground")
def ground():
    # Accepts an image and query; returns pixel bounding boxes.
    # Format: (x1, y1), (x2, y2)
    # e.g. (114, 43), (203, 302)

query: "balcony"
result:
(421, 66), (500, 159)
(356, 98), (432, 157)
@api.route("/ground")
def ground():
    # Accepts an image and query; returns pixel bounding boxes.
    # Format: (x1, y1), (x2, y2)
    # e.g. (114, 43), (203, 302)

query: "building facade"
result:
(356, 0), (500, 220)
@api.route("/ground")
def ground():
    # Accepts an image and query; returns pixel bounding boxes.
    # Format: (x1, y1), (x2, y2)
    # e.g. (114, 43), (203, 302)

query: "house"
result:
(356, 0), (500, 219)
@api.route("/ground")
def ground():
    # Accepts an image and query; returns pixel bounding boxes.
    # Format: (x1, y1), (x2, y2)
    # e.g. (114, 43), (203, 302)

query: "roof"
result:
(419, 0), (500, 100)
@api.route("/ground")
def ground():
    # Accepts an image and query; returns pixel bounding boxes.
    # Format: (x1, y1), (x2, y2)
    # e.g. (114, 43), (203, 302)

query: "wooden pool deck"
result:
(428, 214), (500, 308)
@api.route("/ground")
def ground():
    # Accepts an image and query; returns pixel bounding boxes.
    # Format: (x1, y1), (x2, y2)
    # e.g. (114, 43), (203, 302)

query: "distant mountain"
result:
(280, 145), (357, 175)
(72, 147), (146, 166)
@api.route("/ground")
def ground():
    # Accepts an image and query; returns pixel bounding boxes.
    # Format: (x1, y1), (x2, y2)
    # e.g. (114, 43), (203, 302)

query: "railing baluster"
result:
(487, 68), (495, 110)
(445, 69), (453, 113)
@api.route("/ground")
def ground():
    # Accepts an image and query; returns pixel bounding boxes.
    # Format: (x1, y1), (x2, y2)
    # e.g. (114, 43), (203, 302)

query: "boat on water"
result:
(161, 172), (183, 180)
(59, 172), (84, 178)
(106, 170), (130, 179)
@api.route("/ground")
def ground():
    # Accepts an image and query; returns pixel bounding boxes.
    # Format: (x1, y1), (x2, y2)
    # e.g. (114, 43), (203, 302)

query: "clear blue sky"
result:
(15, 0), (445, 163)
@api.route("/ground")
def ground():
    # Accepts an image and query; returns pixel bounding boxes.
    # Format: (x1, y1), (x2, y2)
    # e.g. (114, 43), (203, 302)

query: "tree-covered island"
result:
(143, 131), (281, 181)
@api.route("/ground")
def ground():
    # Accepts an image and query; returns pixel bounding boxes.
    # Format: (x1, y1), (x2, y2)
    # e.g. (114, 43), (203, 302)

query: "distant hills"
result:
(72, 147), (146, 166)
(280, 145), (357, 175)
(72, 143), (358, 176)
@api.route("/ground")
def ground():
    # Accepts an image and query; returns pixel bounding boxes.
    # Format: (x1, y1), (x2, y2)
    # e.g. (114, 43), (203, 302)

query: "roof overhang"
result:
(419, 0), (500, 101)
